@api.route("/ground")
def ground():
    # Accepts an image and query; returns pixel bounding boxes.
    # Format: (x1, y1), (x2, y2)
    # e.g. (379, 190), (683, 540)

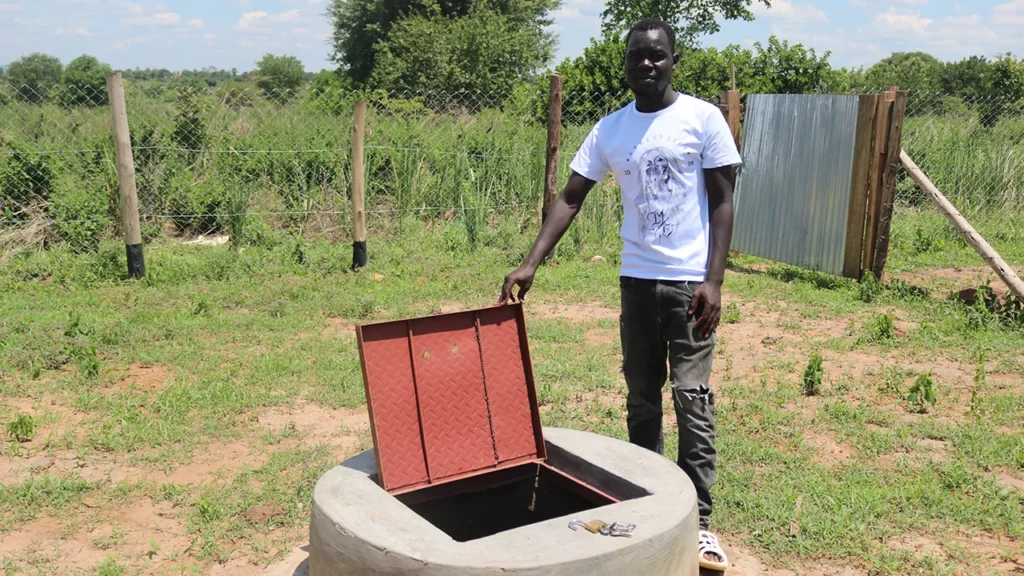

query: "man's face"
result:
(625, 29), (677, 97)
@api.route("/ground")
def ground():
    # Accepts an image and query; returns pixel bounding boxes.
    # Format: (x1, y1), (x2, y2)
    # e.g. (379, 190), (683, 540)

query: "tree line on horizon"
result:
(2, 0), (1023, 114)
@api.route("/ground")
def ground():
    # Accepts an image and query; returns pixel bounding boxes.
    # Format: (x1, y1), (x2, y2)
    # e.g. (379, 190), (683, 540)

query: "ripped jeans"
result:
(619, 276), (717, 530)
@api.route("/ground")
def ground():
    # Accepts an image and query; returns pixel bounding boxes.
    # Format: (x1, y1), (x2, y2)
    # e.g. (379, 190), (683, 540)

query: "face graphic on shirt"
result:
(636, 146), (686, 244)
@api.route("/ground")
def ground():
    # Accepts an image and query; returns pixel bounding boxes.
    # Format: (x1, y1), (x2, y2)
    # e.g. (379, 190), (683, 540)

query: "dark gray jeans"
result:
(619, 276), (717, 530)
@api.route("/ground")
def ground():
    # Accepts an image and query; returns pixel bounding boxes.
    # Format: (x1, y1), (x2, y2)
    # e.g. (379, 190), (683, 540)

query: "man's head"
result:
(624, 19), (678, 98)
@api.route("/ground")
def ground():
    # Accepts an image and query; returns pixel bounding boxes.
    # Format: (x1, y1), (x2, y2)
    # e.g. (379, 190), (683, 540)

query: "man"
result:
(498, 18), (740, 572)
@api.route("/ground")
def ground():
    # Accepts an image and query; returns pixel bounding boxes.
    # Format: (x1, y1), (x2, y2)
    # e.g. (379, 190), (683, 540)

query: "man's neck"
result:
(635, 89), (678, 113)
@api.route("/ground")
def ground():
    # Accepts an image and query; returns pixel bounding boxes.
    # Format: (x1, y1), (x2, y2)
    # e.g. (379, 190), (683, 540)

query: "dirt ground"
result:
(1, 281), (1021, 575)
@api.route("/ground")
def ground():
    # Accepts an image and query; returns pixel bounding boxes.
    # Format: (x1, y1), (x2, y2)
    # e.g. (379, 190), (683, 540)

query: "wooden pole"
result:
(862, 90), (895, 276)
(107, 72), (145, 279)
(722, 89), (741, 150)
(542, 74), (563, 221)
(900, 150), (1024, 302)
(351, 100), (367, 271)
(843, 94), (877, 279)
(871, 90), (908, 280)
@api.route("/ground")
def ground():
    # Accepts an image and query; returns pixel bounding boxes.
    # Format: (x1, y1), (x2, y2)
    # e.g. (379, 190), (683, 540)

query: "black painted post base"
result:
(126, 243), (146, 279)
(352, 241), (367, 271)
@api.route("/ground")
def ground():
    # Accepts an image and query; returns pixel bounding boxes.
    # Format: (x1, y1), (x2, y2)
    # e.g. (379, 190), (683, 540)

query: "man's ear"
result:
(672, 52), (680, 68)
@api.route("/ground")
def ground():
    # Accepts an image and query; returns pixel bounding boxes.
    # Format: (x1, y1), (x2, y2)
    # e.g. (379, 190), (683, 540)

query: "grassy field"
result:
(1, 215), (1022, 575)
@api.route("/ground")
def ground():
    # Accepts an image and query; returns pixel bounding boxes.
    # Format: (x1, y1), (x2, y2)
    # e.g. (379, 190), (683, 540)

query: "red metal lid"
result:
(355, 303), (546, 494)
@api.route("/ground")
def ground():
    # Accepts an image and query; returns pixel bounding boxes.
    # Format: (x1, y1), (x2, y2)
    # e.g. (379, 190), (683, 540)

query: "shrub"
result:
(0, 144), (55, 214)
(858, 271), (883, 303)
(168, 179), (226, 235)
(867, 313), (897, 343)
(802, 353), (824, 396)
(907, 373), (937, 413)
(6, 413), (36, 442)
(49, 176), (110, 252)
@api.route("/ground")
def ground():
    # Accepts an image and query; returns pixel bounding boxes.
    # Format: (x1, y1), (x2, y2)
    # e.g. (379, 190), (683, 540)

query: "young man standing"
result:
(499, 18), (740, 572)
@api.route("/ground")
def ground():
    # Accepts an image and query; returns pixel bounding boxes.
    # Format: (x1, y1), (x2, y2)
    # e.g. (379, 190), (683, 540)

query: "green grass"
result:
(0, 220), (1022, 574)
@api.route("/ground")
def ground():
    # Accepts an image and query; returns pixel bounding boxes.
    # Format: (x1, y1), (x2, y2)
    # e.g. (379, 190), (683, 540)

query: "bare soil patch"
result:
(803, 431), (858, 466)
(707, 542), (870, 576)
(321, 317), (355, 339)
(894, 266), (1020, 300)
(258, 402), (367, 462)
(114, 363), (173, 392)
(584, 327), (616, 346)
(0, 498), (192, 574)
(530, 302), (619, 322)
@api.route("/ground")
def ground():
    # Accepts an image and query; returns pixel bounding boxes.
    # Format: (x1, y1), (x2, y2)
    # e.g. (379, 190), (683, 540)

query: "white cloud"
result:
(112, 36), (145, 50)
(282, 0), (322, 3)
(55, 25), (91, 36)
(291, 27), (311, 35)
(850, 0), (927, 5)
(236, 11), (267, 29)
(553, 7), (583, 18)
(235, 9), (302, 31)
(204, 32), (217, 40)
(992, 0), (1024, 25)
(238, 0), (251, 5)
(0, 3), (24, 12)
(870, 8), (932, 37)
(993, 0), (1024, 13)
(944, 14), (982, 25)
(187, 18), (203, 28)
(123, 11), (181, 26)
(754, 0), (828, 22)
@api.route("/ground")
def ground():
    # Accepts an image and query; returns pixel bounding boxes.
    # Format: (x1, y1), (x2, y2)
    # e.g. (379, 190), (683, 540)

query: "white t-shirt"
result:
(569, 93), (742, 282)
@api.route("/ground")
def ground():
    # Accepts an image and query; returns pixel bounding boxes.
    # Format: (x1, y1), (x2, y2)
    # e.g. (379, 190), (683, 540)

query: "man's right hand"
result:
(499, 266), (537, 304)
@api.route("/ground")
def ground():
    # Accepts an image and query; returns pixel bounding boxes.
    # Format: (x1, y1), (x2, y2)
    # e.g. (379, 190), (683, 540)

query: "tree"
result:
(62, 55), (113, 106)
(253, 54), (306, 96)
(981, 54), (1024, 127)
(328, 0), (558, 88)
(865, 51), (943, 114)
(6, 53), (63, 103)
(940, 56), (992, 101)
(601, 0), (770, 49)
(750, 37), (834, 94)
(371, 3), (556, 96)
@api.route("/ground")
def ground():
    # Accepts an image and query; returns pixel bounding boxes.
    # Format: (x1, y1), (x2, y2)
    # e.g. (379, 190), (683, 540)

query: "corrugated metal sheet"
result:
(734, 94), (861, 276)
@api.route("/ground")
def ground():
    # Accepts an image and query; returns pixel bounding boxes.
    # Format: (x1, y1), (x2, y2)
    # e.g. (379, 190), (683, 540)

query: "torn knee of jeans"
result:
(673, 385), (714, 404)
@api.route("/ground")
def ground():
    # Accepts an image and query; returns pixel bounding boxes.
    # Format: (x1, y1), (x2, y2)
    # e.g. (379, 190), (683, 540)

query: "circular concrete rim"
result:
(309, 427), (699, 572)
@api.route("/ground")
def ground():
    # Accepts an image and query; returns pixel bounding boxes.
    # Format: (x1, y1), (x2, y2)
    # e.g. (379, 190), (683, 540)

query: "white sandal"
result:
(699, 530), (729, 572)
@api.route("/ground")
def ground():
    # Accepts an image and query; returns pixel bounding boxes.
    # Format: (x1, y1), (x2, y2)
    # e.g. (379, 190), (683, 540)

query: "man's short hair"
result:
(625, 19), (677, 53)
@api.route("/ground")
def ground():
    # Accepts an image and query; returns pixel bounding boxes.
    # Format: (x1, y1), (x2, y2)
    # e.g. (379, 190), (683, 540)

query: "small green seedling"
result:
(78, 345), (100, 379)
(858, 271), (883, 303)
(907, 373), (937, 414)
(6, 413), (36, 443)
(969, 352), (987, 419)
(869, 313), (896, 343)
(723, 302), (741, 324)
(802, 353), (824, 396)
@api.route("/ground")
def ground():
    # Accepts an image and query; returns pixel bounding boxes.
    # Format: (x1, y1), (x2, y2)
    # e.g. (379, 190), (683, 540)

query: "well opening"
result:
(393, 443), (652, 542)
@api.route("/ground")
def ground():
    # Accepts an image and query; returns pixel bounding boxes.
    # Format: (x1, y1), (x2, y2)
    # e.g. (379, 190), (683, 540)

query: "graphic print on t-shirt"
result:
(631, 140), (699, 246)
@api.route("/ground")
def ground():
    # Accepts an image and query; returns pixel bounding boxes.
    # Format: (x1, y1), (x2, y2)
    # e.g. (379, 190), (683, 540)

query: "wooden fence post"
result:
(721, 90), (742, 151)
(541, 74), (563, 261)
(843, 94), (878, 279)
(107, 72), (145, 279)
(542, 74), (564, 221)
(871, 90), (908, 280)
(351, 100), (367, 271)
(862, 90), (895, 276)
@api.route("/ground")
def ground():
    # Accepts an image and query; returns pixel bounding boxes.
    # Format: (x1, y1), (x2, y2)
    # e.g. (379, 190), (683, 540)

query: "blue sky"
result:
(1, 0), (1023, 72)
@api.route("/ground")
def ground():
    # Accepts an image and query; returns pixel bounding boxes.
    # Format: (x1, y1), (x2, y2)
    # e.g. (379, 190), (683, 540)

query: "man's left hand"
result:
(690, 282), (722, 339)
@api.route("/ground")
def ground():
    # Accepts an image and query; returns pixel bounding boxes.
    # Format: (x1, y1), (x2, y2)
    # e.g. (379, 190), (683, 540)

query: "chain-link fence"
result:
(889, 91), (1024, 296)
(1, 79), (1021, 299)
